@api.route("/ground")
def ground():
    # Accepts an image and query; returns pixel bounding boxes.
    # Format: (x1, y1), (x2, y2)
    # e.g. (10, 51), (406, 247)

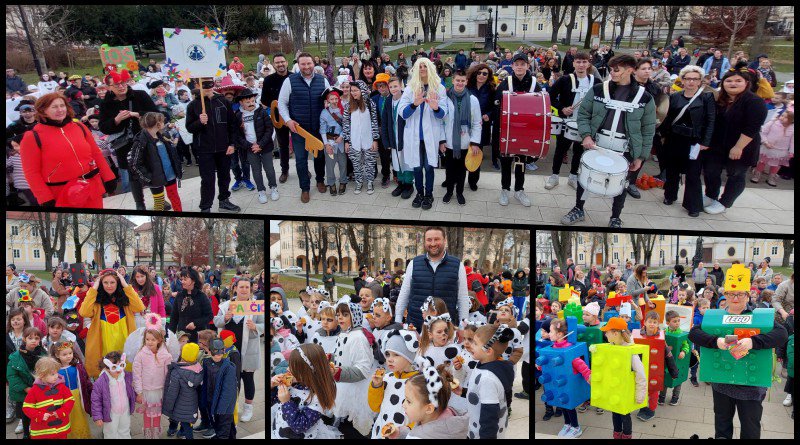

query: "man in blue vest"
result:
(394, 226), (469, 331)
(277, 52), (331, 203)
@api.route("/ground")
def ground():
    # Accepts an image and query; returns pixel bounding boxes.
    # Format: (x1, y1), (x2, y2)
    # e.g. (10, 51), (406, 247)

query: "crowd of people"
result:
(6, 41), (794, 218)
(534, 256), (794, 438)
(269, 226), (531, 438)
(5, 261), (265, 438)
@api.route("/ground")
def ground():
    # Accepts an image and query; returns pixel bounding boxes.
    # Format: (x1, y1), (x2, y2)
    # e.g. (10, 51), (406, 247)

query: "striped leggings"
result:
(349, 148), (378, 184)
(150, 179), (182, 211)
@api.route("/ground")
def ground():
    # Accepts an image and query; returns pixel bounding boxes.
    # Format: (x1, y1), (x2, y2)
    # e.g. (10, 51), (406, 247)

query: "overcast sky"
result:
(271, 220), (280, 233)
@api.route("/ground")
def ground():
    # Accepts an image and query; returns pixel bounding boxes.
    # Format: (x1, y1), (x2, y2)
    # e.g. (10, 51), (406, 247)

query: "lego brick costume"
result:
(78, 282), (144, 379)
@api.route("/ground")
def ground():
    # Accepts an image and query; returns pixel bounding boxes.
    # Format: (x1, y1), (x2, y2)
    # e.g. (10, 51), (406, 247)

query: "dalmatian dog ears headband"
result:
(103, 353), (127, 373)
(421, 296), (435, 313)
(318, 301), (333, 311)
(335, 295), (363, 327)
(497, 296), (519, 317)
(371, 297), (392, 316)
(316, 286), (330, 298)
(305, 285), (316, 295)
(296, 346), (314, 371)
(483, 324), (514, 351)
(460, 319), (487, 329)
(385, 329), (419, 354)
(270, 302), (282, 314)
(424, 313), (452, 327)
(412, 355), (442, 405)
(271, 317), (284, 330)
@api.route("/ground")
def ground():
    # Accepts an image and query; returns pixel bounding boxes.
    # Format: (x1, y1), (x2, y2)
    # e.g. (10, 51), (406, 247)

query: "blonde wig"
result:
(408, 57), (442, 96)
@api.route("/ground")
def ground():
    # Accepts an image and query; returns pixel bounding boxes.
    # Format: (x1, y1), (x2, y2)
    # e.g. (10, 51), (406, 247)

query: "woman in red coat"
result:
(20, 93), (116, 208)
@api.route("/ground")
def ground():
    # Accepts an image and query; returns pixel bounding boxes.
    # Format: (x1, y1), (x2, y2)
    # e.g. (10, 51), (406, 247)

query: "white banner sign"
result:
(163, 27), (227, 78)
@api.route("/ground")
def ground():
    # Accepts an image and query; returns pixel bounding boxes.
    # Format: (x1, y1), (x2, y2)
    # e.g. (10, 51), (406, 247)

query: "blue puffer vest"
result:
(289, 73), (325, 133)
(408, 253), (461, 329)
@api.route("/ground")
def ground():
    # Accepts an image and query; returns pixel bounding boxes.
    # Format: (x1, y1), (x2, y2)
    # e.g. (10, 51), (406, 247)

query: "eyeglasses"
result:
(683, 77), (701, 82)
(477, 71), (489, 76)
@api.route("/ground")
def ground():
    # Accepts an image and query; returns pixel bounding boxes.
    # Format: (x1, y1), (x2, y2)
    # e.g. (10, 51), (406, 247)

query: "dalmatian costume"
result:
(467, 310), (487, 325)
(271, 383), (341, 439)
(272, 316), (300, 359)
(331, 296), (376, 435)
(418, 313), (460, 368)
(369, 328), (421, 439)
(463, 326), (514, 439)
(496, 298), (525, 361)
(447, 319), (486, 413)
(310, 301), (338, 354)
(369, 298), (397, 366)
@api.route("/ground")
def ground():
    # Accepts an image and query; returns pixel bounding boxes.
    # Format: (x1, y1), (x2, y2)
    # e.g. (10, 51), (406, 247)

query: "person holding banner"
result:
(185, 78), (242, 213)
(277, 52), (331, 203)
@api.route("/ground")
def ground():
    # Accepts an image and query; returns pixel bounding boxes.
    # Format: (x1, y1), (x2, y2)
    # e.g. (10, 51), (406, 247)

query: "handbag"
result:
(669, 88), (704, 138)
(108, 100), (135, 152)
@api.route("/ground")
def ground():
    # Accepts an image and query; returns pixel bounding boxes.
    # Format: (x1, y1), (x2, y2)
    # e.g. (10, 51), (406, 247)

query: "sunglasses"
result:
(478, 71), (489, 76)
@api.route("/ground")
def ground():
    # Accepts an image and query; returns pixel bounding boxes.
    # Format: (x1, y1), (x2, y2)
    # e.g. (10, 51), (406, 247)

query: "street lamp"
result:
(579, 15), (585, 43)
(135, 233), (140, 266)
(650, 6), (657, 49)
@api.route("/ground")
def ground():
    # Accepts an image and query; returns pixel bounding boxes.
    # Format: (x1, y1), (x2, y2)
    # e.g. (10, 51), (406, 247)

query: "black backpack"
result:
(471, 279), (483, 293)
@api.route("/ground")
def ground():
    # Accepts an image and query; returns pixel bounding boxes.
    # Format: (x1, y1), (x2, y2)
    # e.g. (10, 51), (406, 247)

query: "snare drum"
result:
(564, 120), (581, 142)
(595, 130), (629, 153)
(550, 116), (564, 137)
(577, 148), (629, 197)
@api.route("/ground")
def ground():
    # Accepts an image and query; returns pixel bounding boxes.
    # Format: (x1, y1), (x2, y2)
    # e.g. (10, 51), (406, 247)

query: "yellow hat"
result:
(724, 264), (751, 292)
(180, 342), (200, 363)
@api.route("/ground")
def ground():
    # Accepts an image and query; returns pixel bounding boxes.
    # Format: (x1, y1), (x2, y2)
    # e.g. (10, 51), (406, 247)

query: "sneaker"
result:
(561, 206), (585, 225)
(240, 402), (254, 422)
(543, 406), (555, 421)
(514, 190), (531, 207)
(442, 191), (453, 204)
(554, 407), (563, 417)
(703, 199), (726, 214)
(381, 177), (390, 188)
(329, 185), (338, 196)
(456, 193), (466, 206)
(636, 408), (655, 421)
(400, 184), (414, 199)
(609, 217), (623, 228)
(669, 394), (680, 406)
(702, 195), (713, 208)
(218, 199), (241, 213)
(469, 183), (478, 191)
(627, 184), (642, 199)
(6, 403), (15, 423)
(164, 201), (172, 211)
(526, 161), (538, 171)
(658, 394), (666, 405)
(783, 394), (793, 406)
(595, 407), (604, 414)
(366, 181), (375, 195)
(354, 182), (362, 195)
(513, 391), (529, 400)
(193, 422), (210, 431)
(691, 378), (699, 387)
(15, 418), (23, 434)
(421, 194), (433, 210)
(391, 183), (405, 197)
(258, 191), (268, 204)
(499, 189), (509, 206)
(270, 186), (280, 201)
(544, 174), (559, 190)
(576, 402), (588, 413)
(231, 180), (243, 191)
(751, 170), (762, 183)
(767, 174), (778, 187)
(492, 160), (501, 171)
(243, 179), (256, 191)
(166, 426), (177, 437)
(567, 174), (578, 189)
(441, 180), (448, 188)
(557, 424), (572, 437)
(412, 193), (423, 208)
(339, 183), (347, 195)
(202, 428), (216, 438)
(566, 425), (583, 438)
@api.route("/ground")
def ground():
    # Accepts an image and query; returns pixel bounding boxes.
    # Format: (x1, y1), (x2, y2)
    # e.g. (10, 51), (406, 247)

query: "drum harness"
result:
(565, 73), (594, 121)
(594, 80), (646, 153)
(502, 74), (543, 171)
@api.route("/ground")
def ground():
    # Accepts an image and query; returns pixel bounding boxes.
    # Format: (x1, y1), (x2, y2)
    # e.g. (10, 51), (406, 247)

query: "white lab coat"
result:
(443, 94), (482, 152)
(397, 83), (448, 169)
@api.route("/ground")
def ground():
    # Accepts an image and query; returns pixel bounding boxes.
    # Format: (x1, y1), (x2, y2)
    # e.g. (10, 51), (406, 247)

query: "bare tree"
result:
(629, 234), (643, 265)
(6, 5), (75, 73)
(71, 214), (95, 264)
(582, 5), (605, 49)
(417, 5), (445, 43)
(628, 6), (641, 47)
(642, 234), (658, 267)
(362, 5), (386, 55)
(611, 6), (634, 43)
(93, 214), (115, 269)
(550, 231), (572, 271)
(149, 216), (170, 270)
(19, 212), (66, 271)
(564, 5), (579, 46)
(782, 239), (794, 267)
(204, 218), (216, 268)
(660, 6), (684, 48)
(749, 6), (773, 57)
(446, 227), (465, 259)
(346, 223), (371, 271)
(599, 5), (609, 41)
(283, 5), (310, 53)
(549, 6), (569, 43)
(324, 5), (343, 63)
(315, 223), (330, 274)
(109, 215), (133, 266)
(477, 228), (495, 272)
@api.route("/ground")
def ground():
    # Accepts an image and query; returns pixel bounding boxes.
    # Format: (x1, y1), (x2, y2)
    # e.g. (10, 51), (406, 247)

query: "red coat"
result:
(466, 266), (490, 306)
(209, 294), (219, 326)
(20, 121), (115, 207)
(229, 61), (245, 73)
(22, 375), (75, 439)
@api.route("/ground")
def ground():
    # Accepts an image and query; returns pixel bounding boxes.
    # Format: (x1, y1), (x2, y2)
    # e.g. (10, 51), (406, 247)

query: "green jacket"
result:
(576, 79), (657, 160)
(6, 347), (46, 402)
(512, 269), (528, 297)
(322, 273), (335, 288)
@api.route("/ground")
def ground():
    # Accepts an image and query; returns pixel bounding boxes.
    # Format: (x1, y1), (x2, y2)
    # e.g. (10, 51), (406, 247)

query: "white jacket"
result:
(397, 83), (448, 168)
(443, 94), (482, 152)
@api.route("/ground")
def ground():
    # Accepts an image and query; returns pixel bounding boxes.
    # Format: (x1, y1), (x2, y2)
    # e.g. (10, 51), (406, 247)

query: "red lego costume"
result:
(19, 119), (115, 208)
(22, 374), (76, 439)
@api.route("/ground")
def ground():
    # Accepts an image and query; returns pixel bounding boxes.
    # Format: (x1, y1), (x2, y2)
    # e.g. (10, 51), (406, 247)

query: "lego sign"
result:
(722, 315), (753, 324)
(229, 300), (265, 315)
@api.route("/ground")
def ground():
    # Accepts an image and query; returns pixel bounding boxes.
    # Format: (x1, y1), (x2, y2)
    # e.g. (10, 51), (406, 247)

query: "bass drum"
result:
(499, 92), (552, 158)
(577, 148), (629, 197)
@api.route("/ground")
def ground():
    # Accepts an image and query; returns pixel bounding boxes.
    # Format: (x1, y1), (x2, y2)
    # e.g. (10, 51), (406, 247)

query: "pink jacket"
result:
(148, 285), (167, 317)
(760, 116), (794, 156)
(132, 345), (173, 394)
(552, 339), (591, 383)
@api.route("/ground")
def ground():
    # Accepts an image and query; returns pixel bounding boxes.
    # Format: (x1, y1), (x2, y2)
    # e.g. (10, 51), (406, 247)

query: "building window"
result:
(441, 10), (445, 18)
(500, 23), (508, 32)
(11, 226), (19, 236)
(33, 249), (40, 259)
(659, 235), (665, 241)
(680, 249), (687, 258)
(613, 235), (619, 243)
(298, 241), (305, 249)
(772, 246), (779, 255)
(460, 5), (465, 10)
(414, 26), (419, 35)
(579, 253), (584, 262)
(502, 5), (508, 8)
(479, 5), (487, 11)
(441, 25), (445, 33)
(578, 235), (583, 244)
(539, 6), (545, 13)
(413, 10), (418, 19)
(660, 250), (665, 258)
(574, 22), (578, 29)
(522, 24), (528, 31)
(728, 247), (736, 256)
(753, 247), (760, 256)
(523, 6), (530, 14)
(459, 24), (466, 33)
(13, 249), (20, 258)
(538, 23), (543, 31)
(613, 252), (619, 261)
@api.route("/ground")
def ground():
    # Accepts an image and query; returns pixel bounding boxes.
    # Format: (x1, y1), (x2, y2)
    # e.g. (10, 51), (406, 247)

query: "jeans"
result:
(247, 149), (277, 191)
(230, 146), (251, 182)
(325, 149), (349, 185)
(276, 126), (291, 174)
(413, 141), (435, 195)
(118, 168), (130, 193)
(197, 151), (232, 210)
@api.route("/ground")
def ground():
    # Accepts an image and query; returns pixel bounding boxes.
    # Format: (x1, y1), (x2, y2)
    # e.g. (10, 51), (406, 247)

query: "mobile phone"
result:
(724, 334), (738, 345)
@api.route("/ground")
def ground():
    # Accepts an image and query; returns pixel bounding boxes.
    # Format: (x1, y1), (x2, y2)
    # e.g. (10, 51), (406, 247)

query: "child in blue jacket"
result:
(202, 338), (238, 439)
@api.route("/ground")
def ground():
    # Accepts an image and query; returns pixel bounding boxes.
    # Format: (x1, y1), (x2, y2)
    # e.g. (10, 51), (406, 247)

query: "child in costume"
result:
(320, 86), (349, 195)
(367, 328), (421, 438)
(7, 326), (47, 438)
(162, 343), (204, 439)
(537, 318), (563, 421)
(90, 351), (136, 439)
(272, 305), (301, 359)
(659, 310), (691, 406)
(331, 295), (376, 438)
(233, 87), (279, 204)
(204, 338), (240, 439)
(270, 343), (340, 439)
(17, 290), (47, 334)
(466, 294), (487, 324)
(576, 302), (606, 414)
(42, 315), (85, 363)
(51, 340), (92, 438)
(309, 301), (340, 355)
(61, 295), (87, 353)
(22, 357), (75, 439)
(342, 80), (380, 195)
(383, 363), (469, 439)
(132, 313), (173, 438)
(418, 313), (459, 368)
(493, 297), (526, 413)
(365, 298), (404, 365)
(381, 76), (414, 199)
(592, 317), (647, 439)
(459, 324), (515, 438)
(193, 329), (217, 438)
(635, 310), (679, 421)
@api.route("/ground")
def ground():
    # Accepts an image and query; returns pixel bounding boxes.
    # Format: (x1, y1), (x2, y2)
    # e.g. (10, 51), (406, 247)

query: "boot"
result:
(613, 431), (622, 439)
(543, 404), (555, 421)
(751, 169), (762, 183)
(621, 433), (633, 439)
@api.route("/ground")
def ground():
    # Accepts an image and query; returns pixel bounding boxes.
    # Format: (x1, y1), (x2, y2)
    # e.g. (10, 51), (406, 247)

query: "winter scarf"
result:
(447, 87), (472, 159)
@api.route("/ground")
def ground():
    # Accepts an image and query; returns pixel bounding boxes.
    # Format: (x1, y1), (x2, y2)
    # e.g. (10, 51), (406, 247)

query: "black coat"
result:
(710, 90), (768, 167)
(379, 96), (405, 150)
(98, 87), (159, 169)
(260, 72), (290, 108)
(6, 119), (36, 143)
(233, 107), (275, 153)
(168, 287), (213, 344)
(549, 73), (602, 116)
(185, 94), (237, 154)
(661, 91), (716, 147)
(128, 130), (183, 187)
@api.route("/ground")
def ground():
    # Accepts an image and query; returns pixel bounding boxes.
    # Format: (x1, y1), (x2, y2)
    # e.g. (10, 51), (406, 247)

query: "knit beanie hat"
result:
(584, 302), (600, 317)
(382, 329), (419, 364)
(181, 343), (200, 363)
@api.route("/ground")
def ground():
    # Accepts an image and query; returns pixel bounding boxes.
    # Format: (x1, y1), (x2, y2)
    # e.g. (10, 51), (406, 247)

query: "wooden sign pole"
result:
(199, 78), (206, 115)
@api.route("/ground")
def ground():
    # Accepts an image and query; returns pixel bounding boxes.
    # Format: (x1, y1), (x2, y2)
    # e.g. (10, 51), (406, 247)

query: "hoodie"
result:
(270, 286), (288, 311)
(511, 268), (528, 297)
